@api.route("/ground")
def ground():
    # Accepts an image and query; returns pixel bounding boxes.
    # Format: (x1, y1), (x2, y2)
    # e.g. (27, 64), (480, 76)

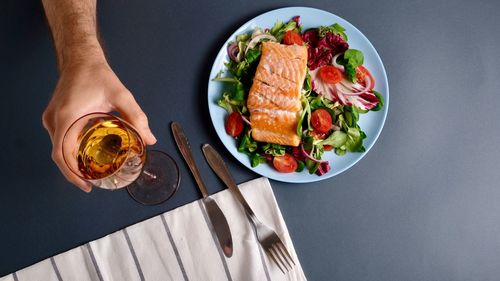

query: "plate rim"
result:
(207, 6), (389, 183)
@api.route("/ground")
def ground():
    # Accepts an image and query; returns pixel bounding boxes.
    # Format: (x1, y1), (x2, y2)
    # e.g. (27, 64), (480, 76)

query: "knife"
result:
(201, 144), (256, 220)
(170, 122), (233, 258)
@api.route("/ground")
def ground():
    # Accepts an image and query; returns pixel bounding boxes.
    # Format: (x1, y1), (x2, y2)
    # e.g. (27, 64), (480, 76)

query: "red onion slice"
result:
(227, 43), (240, 62)
(331, 53), (345, 71)
(300, 144), (327, 163)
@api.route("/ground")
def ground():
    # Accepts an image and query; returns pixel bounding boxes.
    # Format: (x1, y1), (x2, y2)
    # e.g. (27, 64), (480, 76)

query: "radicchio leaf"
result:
(302, 29), (349, 70)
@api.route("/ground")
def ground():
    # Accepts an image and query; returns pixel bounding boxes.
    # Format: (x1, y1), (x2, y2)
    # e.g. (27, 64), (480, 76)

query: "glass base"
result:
(127, 150), (180, 205)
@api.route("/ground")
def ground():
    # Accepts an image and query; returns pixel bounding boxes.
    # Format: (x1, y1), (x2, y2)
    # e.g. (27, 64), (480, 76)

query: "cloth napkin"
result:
(1, 177), (307, 281)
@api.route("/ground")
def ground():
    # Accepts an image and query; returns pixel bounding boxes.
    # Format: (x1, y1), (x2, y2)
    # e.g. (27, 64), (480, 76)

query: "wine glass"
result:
(62, 112), (180, 205)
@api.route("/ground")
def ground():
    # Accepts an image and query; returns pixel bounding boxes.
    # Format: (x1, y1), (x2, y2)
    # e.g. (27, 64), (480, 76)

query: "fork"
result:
(202, 144), (295, 273)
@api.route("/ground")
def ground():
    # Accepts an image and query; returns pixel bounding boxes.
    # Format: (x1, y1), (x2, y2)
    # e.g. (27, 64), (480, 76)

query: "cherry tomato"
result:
(356, 65), (375, 90)
(283, 30), (304, 46)
(272, 154), (298, 173)
(310, 108), (332, 134)
(319, 65), (343, 84)
(323, 145), (334, 151)
(225, 112), (244, 137)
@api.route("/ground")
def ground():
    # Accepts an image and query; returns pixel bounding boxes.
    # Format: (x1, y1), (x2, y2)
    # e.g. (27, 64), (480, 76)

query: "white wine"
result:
(77, 119), (145, 189)
(62, 113), (180, 204)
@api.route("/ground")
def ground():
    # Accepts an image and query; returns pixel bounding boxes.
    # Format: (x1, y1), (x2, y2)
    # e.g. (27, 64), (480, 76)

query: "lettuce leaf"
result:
(318, 130), (348, 148)
(371, 90), (384, 111)
(238, 130), (257, 153)
(318, 23), (347, 40)
(345, 127), (366, 152)
(270, 19), (300, 42)
(245, 48), (261, 64)
(262, 143), (286, 157)
(250, 153), (267, 167)
(337, 49), (364, 83)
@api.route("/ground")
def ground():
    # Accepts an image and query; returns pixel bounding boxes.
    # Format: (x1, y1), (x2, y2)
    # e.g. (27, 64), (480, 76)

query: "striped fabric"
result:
(1, 177), (307, 281)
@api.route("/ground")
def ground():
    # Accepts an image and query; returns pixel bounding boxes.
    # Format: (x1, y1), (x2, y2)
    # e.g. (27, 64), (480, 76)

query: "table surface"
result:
(2, 0), (500, 280)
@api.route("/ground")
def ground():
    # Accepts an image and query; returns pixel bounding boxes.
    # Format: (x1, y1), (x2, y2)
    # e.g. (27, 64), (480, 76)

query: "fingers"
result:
(51, 148), (93, 193)
(51, 122), (93, 193)
(42, 109), (55, 143)
(43, 110), (90, 192)
(112, 90), (157, 145)
(42, 95), (90, 192)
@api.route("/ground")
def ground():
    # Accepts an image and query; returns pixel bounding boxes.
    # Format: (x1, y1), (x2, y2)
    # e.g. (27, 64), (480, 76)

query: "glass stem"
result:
(143, 170), (157, 179)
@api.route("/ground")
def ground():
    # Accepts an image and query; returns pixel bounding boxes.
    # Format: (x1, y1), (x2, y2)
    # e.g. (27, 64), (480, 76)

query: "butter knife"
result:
(171, 122), (233, 257)
(201, 144), (256, 220)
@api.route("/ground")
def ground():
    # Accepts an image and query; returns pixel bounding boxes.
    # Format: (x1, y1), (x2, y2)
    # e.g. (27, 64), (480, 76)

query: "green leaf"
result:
(302, 135), (315, 151)
(345, 65), (357, 83)
(345, 127), (366, 152)
(270, 21), (284, 35)
(297, 94), (311, 136)
(233, 82), (245, 101)
(344, 111), (353, 127)
(236, 33), (250, 42)
(318, 130), (348, 147)
(212, 75), (240, 83)
(343, 106), (359, 127)
(270, 19), (299, 42)
(371, 90), (385, 111)
(309, 96), (324, 110)
(250, 153), (267, 167)
(305, 159), (320, 174)
(217, 91), (245, 113)
(236, 41), (247, 62)
(262, 143), (286, 157)
(236, 61), (248, 77)
(313, 146), (324, 160)
(337, 114), (348, 131)
(318, 23), (347, 40)
(338, 49), (364, 83)
(217, 97), (233, 113)
(354, 106), (369, 114)
(303, 72), (312, 92)
(238, 130), (257, 153)
(347, 106), (359, 122)
(344, 49), (364, 65)
(245, 48), (261, 64)
(238, 134), (249, 152)
(296, 160), (305, 172)
(335, 147), (347, 156)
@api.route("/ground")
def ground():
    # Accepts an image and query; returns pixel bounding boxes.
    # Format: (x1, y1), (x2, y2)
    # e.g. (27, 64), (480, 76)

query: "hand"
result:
(42, 60), (157, 192)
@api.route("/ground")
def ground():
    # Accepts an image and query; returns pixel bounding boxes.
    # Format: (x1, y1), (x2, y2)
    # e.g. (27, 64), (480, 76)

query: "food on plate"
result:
(272, 153), (298, 173)
(310, 108), (332, 134)
(247, 42), (308, 147)
(225, 112), (244, 137)
(214, 16), (384, 176)
(283, 30), (304, 46)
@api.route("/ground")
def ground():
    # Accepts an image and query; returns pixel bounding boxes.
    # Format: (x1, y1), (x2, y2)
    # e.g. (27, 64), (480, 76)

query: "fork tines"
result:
(266, 242), (295, 273)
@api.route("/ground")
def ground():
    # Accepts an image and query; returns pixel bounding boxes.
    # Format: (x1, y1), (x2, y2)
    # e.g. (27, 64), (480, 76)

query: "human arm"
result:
(41, 0), (156, 192)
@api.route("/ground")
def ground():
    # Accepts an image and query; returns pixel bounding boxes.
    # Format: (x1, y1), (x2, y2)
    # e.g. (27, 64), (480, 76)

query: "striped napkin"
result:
(1, 177), (307, 281)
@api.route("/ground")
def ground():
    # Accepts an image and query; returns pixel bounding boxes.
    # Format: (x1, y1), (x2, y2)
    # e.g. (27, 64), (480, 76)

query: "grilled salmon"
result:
(247, 42), (307, 147)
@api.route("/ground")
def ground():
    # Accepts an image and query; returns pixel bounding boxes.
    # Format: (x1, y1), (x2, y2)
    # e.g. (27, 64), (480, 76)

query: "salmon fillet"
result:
(247, 42), (307, 147)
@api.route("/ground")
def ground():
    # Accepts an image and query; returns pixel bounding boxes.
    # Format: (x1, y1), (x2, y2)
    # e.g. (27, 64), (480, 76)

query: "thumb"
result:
(113, 90), (157, 145)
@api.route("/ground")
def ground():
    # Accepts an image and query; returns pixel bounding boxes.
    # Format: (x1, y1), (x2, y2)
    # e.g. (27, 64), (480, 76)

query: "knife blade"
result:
(170, 122), (233, 258)
(201, 144), (257, 219)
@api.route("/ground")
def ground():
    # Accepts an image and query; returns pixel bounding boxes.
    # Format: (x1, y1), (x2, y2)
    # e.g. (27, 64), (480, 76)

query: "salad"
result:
(214, 16), (384, 176)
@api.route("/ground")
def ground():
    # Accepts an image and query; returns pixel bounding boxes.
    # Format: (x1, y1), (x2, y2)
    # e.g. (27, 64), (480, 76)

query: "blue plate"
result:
(207, 7), (389, 183)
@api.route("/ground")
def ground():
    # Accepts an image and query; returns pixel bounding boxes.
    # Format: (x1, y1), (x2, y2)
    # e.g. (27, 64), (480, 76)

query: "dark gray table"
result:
(2, 0), (500, 280)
